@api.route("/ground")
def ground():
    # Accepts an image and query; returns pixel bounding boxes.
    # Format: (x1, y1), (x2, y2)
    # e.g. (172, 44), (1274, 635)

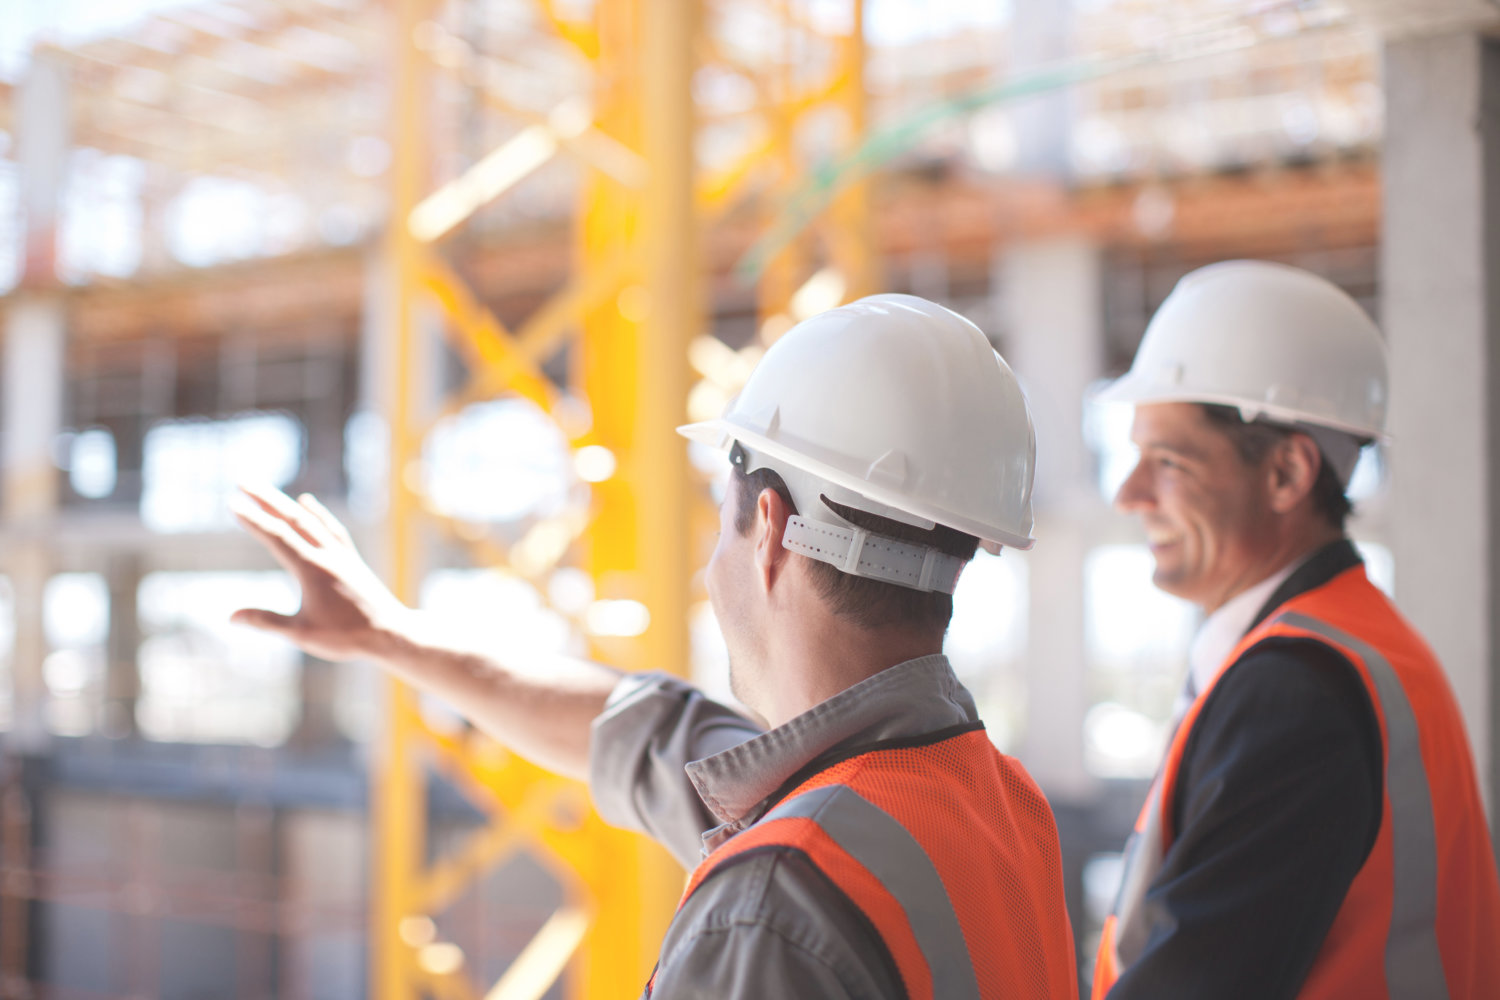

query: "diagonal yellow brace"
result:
(697, 134), (774, 217)
(411, 799), (540, 915)
(416, 954), (485, 1000)
(485, 906), (593, 1000)
(514, 251), (633, 365)
(420, 254), (558, 411)
(467, 84), (647, 189)
(694, 70), (850, 220)
(410, 125), (561, 243)
(784, 70), (853, 123)
(533, 0), (599, 60)
(422, 250), (633, 431)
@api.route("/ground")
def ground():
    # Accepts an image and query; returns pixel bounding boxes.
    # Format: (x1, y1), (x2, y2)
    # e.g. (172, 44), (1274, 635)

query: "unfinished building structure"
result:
(0, 0), (1496, 996)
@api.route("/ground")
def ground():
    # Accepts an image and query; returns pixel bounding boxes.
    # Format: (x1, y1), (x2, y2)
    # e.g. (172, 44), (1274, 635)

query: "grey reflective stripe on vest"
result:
(762, 783), (982, 1000)
(1277, 611), (1450, 1000)
(1111, 778), (1165, 967)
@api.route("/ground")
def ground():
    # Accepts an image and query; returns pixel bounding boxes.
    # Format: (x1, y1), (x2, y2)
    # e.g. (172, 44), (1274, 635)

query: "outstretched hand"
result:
(230, 484), (409, 663)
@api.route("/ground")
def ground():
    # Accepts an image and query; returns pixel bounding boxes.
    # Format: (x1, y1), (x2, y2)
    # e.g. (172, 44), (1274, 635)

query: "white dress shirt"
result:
(1171, 560), (1304, 725)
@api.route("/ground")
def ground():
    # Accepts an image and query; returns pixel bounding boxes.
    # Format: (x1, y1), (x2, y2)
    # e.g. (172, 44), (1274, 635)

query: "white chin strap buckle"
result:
(782, 515), (966, 594)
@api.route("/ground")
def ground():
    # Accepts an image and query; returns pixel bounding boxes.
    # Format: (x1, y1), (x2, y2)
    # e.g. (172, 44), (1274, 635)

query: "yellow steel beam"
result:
(535, 0), (600, 60)
(419, 253), (559, 411)
(375, 0), (429, 997)
(570, 0), (698, 991)
(374, 3), (873, 999)
(693, 58), (852, 221)
(829, 3), (879, 300)
(465, 90), (647, 189)
(698, 133), (774, 216)
(416, 959), (486, 1000)
(426, 50), (647, 186)
(420, 249), (631, 433)
(484, 905), (593, 1000)
(759, 0), (809, 323)
(410, 125), (565, 243)
(410, 791), (546, 915)
(513, 251), (633, 367)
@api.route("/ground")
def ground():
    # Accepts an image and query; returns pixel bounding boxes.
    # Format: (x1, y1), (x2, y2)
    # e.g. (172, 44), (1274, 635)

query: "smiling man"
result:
(1090, 261), (1500, 1000)
(231, 295), (1077, 999)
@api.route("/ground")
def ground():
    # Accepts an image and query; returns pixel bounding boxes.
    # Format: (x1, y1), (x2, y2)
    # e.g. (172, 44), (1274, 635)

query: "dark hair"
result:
(1199, 404), (1353, 530)
(731, 464), (979, 633)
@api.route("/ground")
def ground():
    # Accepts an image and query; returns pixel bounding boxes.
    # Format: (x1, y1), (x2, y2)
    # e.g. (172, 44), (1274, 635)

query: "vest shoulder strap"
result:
(684, 779), (980, 1000)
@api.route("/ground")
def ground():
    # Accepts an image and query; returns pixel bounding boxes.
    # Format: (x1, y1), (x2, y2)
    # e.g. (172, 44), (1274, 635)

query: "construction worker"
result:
(231, 295), (1078, 998)
(1090, 261), (1500, 999)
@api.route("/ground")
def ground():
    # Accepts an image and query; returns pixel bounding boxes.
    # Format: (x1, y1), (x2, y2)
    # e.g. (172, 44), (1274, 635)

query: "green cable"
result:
(734, 53), (1146, 283)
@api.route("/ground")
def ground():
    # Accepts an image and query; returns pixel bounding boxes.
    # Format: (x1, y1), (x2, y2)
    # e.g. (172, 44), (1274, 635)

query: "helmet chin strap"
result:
(1294, 423), (1365, 488)
(1232, 415), (1366, 488)
(733, 441), (967, 595)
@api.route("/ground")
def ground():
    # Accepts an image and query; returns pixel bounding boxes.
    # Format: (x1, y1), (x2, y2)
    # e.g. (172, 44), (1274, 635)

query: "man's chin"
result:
(1150, 567), (1192, 600)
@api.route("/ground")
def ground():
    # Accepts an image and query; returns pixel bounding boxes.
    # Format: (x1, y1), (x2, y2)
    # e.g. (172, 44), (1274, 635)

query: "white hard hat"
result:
(679, 294), (1036, 592)
(1095, 260), (1389, 441)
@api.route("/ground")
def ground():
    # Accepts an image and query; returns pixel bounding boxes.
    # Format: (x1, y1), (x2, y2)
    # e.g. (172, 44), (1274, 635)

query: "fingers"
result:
(230, 496), (319, 574)
(230, 607), (298, 635)
(238, 483), (328, 548)
(297, 493), (354, 547)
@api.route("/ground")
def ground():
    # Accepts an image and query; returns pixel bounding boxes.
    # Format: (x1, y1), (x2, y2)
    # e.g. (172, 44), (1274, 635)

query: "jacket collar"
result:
(686, 654), (978, 855)
(1247, 538), (1364, 634)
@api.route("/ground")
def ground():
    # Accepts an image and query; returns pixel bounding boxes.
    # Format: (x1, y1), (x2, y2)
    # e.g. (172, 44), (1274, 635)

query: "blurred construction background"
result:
(0, 0), (1497, 996)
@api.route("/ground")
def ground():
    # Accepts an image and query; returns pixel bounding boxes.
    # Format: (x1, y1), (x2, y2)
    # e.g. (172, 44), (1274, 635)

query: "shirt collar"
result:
(1185, 559), (1304, 697)
(686, 654), (978, 853)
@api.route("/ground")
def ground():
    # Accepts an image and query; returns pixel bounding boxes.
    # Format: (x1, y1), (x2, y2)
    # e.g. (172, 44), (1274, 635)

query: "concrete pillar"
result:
(3, 48), (72, 750)
(350, 244), (394, 523)
(3, 300), (65, 522)
(1008, 0), (1074, 177)
(102, 553), (142, 739)
(291, 653), (343, 750)
(302, 342), (349, 497)
(138, 165), (178, 275)
(1382, 31), (1500, 835)
(1000, 237), (1104, 800)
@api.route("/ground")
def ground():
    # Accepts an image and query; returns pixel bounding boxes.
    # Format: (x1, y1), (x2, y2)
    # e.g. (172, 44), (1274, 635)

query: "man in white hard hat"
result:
(1090, 260), (1500, 1000)
(231, 295), (1078, 998)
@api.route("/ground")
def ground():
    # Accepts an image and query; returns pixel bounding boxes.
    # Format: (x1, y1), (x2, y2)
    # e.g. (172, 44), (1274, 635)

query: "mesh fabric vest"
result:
(647, 726), (1078, 999)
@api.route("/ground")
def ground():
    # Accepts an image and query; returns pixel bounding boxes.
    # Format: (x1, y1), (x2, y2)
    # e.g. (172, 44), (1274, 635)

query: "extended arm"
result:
(229, 483), (620, 780)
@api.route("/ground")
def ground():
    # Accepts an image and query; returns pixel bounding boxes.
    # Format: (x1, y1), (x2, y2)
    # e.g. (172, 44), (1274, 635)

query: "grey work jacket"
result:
(588, 654), (982, 999)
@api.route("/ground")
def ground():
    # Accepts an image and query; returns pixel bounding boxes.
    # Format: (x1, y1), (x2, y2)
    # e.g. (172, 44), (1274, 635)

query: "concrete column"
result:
(350, 243), (394, 523)
(1000, 238), (1104, 800)
(3, 300), (65, 521)
(138, 165), (178, 275)
(1382, 31), (1500, 833)
(3, 49), (72, 750)
(102, 553), (142, 739)
(4, 547), (50, 750)
(1009, 0), (1075, 177)
(291, 653), (342, 750)
(301, 342), (348, 497)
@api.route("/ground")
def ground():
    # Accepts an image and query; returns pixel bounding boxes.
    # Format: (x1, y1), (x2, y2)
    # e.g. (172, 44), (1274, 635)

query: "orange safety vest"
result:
(645, 726), (1077, 999)
(1093, 565), (1500, 999)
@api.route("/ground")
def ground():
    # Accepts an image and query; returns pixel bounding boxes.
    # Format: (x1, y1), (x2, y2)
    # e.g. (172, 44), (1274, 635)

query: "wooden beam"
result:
(34, 161), (1380, 349)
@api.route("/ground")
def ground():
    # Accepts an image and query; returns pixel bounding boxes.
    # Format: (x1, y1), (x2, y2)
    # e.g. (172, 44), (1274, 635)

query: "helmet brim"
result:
(677, 418), (1036, 550)
(1090, 373), (1388, 443)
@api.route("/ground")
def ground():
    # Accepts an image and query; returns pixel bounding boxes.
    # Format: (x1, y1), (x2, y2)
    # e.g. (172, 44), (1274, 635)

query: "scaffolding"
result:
(374, 1), (873, 996)
(0, 0), (1396, 995)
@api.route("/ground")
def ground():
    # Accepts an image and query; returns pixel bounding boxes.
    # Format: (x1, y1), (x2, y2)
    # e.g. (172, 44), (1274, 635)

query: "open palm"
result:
(230, 484), (409, 663)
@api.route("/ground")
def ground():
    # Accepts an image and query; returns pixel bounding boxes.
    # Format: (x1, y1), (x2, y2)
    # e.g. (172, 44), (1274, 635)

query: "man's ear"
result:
(754, 487), (793, 589)
(1267, 433), (1322, 515)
